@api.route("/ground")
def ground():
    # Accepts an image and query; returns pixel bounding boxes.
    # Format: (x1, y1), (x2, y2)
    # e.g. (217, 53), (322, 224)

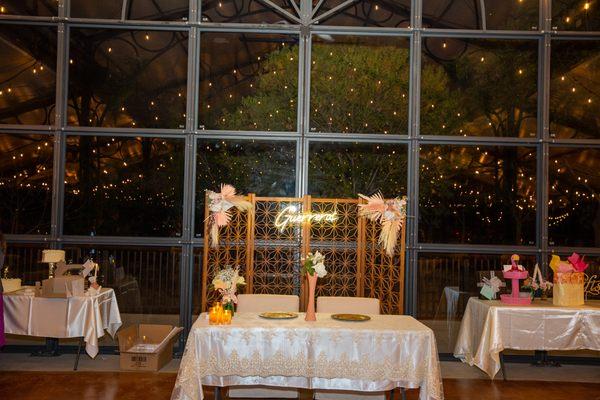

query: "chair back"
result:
(236, 294), (300, 313)
(316, 296), (380, 315)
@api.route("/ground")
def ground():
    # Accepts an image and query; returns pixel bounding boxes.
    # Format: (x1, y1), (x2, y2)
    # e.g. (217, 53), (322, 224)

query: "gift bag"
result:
(553, 271), (584, 306)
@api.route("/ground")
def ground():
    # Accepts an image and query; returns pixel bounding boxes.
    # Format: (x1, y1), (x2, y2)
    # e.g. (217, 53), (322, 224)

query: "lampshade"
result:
(41, 250), (66, 263)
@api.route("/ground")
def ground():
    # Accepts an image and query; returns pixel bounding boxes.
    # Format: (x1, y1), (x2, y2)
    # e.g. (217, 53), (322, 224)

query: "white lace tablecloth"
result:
(3, 288), (122, 357)
(454, 297), (600, 378)
(172, 312), (443, 400)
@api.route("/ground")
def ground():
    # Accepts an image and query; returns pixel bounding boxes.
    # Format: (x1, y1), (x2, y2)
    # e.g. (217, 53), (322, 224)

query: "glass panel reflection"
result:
(71, 0), (188, 20)
(0, 134), (53, 235)
(0, 25), (57, 125)
(64, 136), (185, 237)
(68, 29), (188, 129)
(419, 145), (537, 245)
(417, 252), (537, 353)
(421, 38), (538, 137)
(64, 245), (181, 345)
(313, 0), (410, 27)
(423, 0), (538, 30)
(199, 33), (299, 131)
(2, 243), (47, 285)
(201, 0), (298, 23)
(195, 139), (296, 236)
(308, 142), (408, 198)
(310, 35), (410, 134)
(550, 40), (600, 140)
(552, 0), (600, 31)
(0, 1), (57, 16)
(549, 147), (600, 248)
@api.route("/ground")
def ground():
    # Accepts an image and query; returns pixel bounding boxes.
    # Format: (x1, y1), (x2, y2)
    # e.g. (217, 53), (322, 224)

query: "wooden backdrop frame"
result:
(201, 194), (406, 314)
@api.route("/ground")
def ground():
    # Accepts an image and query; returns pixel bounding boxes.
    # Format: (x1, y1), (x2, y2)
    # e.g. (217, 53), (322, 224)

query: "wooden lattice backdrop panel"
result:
(202, 195), (406, 314)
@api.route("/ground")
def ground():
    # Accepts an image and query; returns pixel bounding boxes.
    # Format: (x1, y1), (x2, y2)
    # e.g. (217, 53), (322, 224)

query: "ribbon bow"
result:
(483, 276), (503, 294)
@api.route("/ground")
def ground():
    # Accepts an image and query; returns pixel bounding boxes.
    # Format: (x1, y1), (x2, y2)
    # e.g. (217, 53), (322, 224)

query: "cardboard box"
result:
(41, 276), (85, 297)
(117, 324), (183, 372)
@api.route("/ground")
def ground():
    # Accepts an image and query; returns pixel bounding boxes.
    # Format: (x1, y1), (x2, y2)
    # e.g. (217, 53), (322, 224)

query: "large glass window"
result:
(550, 40), (599, 140)
(64, 136), (185, 237)
(1, 243), (48, 285)
(0, 133), (53, 235)
(549, 147), (600, 248)
(64, 244), (182, 345)
(0, 1), (57, 16)
(0, 25), (57, 125)
(195, 139), (297, 236)
(312, 0), (411, 27)
(71, 0), (189, 21)
(423, 0), (538, 30)
(419, 145), (537, 245)
(198, 33), (299, 132)
(421, 38), (538, 138)
(308, 141), (408, 198)
(552, 0), (600, 31)
(68, 29), (188, 129)
(200, 0), (298, 24)
(310, 35), (410, 135)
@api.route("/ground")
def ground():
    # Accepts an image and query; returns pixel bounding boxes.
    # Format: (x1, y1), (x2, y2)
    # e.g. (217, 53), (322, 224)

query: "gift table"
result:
(172, 312), (443, 400)
(453, 297), (600, 379)
(3, 288), (122, 369)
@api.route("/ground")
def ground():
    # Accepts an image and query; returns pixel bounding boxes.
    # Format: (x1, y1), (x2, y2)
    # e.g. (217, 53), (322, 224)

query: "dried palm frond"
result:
(230, 197), (253, 213)
(380, 219), (403, 257)
(220, 183), (237, 198)
(210, 220), (220, 248)
(358, 192), (386, 221)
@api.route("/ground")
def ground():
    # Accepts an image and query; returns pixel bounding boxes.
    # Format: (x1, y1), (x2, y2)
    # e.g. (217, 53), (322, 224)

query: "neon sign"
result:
(274, 205), (338, 231)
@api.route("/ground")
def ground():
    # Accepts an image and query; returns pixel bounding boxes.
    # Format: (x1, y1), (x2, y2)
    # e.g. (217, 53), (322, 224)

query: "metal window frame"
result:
(0, 0), (599, 349)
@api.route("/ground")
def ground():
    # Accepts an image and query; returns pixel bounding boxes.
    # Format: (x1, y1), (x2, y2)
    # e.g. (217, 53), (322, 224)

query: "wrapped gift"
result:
(553, 271), (584, 306)
(41, 276), (85, 297)
(550, 253), (588, 306)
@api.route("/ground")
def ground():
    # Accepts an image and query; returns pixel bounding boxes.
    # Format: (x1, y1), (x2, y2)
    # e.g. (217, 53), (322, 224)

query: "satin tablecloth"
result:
(3, 288), (122, 357)
(454, 297), (600, 378)
(172, 312), (443, 400)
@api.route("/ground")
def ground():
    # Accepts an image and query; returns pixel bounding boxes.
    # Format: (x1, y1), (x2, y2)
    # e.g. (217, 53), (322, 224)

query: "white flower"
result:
(312, 251), (324, 265)
(313, 262), (327, 278)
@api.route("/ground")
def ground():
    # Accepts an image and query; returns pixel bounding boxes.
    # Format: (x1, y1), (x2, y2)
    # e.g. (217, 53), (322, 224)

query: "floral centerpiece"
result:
(303, 251), (327, 321)
(212, 266), (246, 315)
(522, 263), (553, 300)
(358, 192), (407, 257)
(206, 184), (253, 248)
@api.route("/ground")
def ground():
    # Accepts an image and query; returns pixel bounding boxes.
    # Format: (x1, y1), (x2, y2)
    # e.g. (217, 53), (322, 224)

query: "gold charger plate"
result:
(331, 313), (371, 322)
(259, 312), (299, 319)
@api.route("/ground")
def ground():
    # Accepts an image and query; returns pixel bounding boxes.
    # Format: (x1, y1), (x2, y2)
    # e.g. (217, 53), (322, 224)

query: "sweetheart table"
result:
(171, 312), (444, 400)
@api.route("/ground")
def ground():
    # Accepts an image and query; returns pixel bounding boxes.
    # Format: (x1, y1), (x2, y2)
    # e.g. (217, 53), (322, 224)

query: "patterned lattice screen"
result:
(202, 195), (406, 314)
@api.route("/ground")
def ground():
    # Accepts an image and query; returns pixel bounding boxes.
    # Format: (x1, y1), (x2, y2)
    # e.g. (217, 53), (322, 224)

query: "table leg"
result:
(499, 351), (507, 381)
(73, 337), (84, 371)
(30, 337), (60, 357)
(400, 388), (406, 400)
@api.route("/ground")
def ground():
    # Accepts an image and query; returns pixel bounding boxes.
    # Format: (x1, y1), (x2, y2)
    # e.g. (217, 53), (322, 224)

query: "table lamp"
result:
(41, 250), (66, 278)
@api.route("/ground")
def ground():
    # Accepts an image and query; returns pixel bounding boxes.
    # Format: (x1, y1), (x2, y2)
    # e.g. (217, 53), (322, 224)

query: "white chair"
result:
(316, 296), (380, 315)
(315, 296), (386, 400)
(228, 294), (300, 399)
(236, 293), (300, 313)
